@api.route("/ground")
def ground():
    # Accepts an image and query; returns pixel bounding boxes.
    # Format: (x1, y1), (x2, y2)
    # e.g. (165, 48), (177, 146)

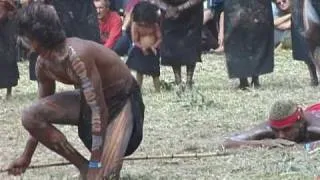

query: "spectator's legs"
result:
(136, 72), (143, 87)
(152, 76), (161, 92)
(214, 12), (224, 53)
(172, 66), (182, 85)
(6, 87), (12, 100)
(251, 75), (260, 88)
(239, 78), (249, 90)
(306, 62), (319, 86)
(186, 65), (196, 89)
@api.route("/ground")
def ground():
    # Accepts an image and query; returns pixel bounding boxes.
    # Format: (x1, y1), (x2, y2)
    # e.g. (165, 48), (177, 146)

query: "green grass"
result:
(0, 49), (320, 179)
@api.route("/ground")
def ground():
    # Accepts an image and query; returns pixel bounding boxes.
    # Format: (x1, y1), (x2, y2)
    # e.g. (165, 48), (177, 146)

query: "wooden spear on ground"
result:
(0, 151), (230, 173)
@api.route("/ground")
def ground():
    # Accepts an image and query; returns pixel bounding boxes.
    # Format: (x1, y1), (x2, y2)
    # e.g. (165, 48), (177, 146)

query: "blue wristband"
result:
(88, 161), (102, 169)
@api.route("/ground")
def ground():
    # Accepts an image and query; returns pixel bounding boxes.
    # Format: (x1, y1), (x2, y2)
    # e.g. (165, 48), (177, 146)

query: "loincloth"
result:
(78, 80), (144, 156)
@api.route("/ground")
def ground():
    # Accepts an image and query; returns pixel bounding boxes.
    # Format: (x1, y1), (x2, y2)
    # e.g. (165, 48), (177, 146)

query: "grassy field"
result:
(1, 49), (320, 179)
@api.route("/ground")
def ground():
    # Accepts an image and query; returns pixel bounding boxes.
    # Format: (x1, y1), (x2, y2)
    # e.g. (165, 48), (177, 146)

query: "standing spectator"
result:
(0, 0), (19, 99)
(291, 0), (319, 86)
(149, 0), (203, 89)
(94, 0), (122, 49)
(126, 1), (162, 92)
(272, 0), (291, 48)
(224, 0), (274, 89)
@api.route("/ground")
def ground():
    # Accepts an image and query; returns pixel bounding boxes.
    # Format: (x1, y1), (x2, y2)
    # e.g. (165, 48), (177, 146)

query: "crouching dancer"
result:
(8, 3), (144, 180)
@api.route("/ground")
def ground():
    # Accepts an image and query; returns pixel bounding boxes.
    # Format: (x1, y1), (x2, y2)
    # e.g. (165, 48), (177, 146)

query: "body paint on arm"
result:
(68, 47), (103, 151)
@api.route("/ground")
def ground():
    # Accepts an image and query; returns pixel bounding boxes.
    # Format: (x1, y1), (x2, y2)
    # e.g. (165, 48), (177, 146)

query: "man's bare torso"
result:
(36, 37), (134, 97)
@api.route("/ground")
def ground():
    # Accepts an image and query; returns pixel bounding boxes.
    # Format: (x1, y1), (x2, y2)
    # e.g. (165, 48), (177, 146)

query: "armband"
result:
(88, 161), (102, 169)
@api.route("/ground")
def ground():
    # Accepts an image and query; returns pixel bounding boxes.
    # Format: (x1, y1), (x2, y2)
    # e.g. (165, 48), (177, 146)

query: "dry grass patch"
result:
(0, 49), (319, 179)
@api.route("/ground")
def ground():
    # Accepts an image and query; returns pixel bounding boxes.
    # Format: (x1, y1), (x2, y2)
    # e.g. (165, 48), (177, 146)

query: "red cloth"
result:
(305, 103), (320, 112)
(269, 109), (301, 128)
(99, 11), (122, 48)
(269, 103), (320, 128)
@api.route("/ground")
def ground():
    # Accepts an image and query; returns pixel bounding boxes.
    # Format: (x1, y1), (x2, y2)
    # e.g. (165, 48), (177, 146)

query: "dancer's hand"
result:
(7, 155), (31, 176)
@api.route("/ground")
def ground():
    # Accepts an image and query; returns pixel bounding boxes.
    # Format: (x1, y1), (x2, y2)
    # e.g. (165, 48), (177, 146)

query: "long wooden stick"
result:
(124, 151), (229, 160)
(0, 162), (71, 173)
(0, 151), (229, 173)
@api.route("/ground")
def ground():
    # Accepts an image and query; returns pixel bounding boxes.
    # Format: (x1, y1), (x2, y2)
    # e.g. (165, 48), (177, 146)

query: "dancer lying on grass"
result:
(8, 3), (144, 180)
(223, 100), (320, 149)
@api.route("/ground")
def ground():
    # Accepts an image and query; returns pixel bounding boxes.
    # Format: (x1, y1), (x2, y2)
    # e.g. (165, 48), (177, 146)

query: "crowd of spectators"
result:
(1, 0), (320, 97)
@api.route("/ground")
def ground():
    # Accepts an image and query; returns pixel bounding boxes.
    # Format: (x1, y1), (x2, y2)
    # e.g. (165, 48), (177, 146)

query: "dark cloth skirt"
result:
(160, 3), (203, 66)
(291, 0), (312, 63)
(51, 0), (100, 42)
(224, 0), (274, 78)
(78, 81), (145, 156)
(0, 19), (19, 88)
(126, 46), (160, 76)
(291, 0), (320, 64)
(28, 53), (38, 81)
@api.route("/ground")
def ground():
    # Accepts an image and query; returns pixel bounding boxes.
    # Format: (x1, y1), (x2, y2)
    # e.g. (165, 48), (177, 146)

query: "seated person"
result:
(94, 0), (122, 49)
(272, 0), (291, 48)
(223, 100), (320, 149)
